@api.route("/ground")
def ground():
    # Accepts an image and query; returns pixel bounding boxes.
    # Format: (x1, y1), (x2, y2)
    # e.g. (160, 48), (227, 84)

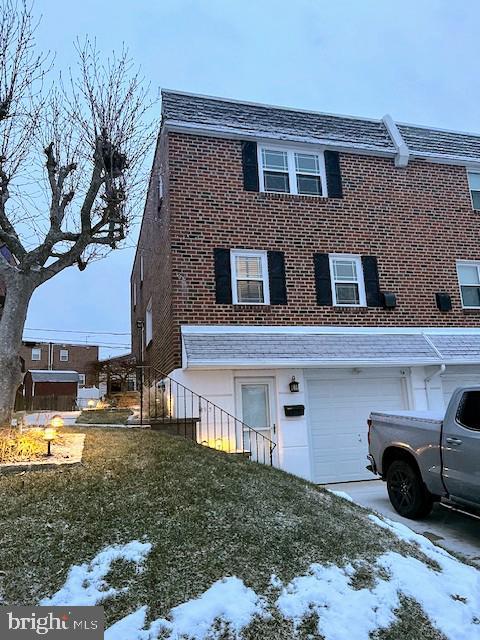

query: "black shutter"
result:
(313, 253), (333, 305)
(213, 248), (232, 304)
(362, 256), (382, 307)
(324, 150), (343, 198)
(241, 141), (259, 192)
(267, 251), (287, 305)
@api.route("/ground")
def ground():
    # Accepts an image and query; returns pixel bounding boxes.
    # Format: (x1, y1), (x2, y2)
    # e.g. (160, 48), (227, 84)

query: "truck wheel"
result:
(386, 460), (433, 519)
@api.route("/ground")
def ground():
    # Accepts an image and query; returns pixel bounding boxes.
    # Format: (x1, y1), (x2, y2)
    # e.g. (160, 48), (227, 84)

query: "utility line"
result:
(24, 327), (131, 336)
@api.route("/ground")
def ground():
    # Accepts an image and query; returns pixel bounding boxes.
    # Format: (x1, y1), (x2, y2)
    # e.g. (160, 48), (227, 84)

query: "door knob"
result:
(446, 437), (462, 446)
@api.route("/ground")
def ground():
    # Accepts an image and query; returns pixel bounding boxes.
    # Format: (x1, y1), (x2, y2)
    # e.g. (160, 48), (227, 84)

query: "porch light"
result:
(289, 376), (300, 393)
(43, 427), (56, 456)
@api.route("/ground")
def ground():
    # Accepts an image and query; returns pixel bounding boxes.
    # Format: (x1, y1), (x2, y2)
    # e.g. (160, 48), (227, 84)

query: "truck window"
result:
(456, 391), (480, 431)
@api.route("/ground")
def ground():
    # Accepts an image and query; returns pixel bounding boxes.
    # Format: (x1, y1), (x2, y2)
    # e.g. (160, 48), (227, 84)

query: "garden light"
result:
(43, 427), (55, 456)
(50, 415), (64, 429)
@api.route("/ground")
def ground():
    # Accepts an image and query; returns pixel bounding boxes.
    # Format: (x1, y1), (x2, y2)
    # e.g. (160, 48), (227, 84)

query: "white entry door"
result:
(235, 378), (276, 463)
(306, 368), (408, 484)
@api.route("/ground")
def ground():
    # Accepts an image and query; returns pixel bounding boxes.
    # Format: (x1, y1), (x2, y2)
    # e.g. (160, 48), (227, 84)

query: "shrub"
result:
(0, 428), (49, 463)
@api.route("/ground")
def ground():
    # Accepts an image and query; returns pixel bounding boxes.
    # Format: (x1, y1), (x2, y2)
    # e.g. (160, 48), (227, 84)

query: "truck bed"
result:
(370, 409), (444, 428)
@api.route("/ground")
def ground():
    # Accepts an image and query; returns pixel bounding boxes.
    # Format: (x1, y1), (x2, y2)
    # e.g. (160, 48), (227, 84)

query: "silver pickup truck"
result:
(367, 386), (480, 519)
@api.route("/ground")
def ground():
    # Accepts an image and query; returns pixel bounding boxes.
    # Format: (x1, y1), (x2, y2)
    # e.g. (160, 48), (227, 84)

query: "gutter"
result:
(382, 114), (410, 167)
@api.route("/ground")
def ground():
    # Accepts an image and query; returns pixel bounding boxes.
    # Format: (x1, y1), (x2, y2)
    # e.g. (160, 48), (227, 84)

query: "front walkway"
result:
(329, 479), (480, 567)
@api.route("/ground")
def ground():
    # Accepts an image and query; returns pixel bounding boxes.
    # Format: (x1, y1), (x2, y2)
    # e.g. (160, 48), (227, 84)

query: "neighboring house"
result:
(97, 353), (137, 395)
(19, 341), (99, 388)
(131, 90), (480, 484)
(23, 370), (79, 411)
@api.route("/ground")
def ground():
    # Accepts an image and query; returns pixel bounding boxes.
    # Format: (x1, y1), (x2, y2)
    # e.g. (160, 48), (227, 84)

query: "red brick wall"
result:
(135, 130), (480, 374)
(20, 343), (99, 386)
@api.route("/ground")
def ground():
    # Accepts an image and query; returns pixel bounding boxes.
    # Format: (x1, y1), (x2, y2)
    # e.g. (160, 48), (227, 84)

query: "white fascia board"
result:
(382, 114), (410, 167)
(185, 358), (443, 370)
(180, 325), (480, 336)
(163, 121), (396, 157)
(164, 120), (480, 168)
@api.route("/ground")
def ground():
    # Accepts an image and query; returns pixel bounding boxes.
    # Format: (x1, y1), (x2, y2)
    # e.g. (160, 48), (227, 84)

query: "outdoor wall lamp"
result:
(289, 376), (300, 393)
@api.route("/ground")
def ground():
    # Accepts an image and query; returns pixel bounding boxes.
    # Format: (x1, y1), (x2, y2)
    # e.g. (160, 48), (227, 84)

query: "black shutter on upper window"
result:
(324, 150), (343, 198)
(214, 248), (232, 304)
(241, 141), (259, 192)
(313, 253), (333, 305)
(362, 256), (382, 307)
(267, 251), (287, 305)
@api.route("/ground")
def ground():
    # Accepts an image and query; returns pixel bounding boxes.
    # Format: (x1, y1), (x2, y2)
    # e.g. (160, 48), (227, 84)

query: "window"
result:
(140, 253), (144, 284)
(31, 347), (41, 361)
(132, 281), (137, 309)
(78, 373), (86, 386)
(468, 172), (480, 209)
(456, 390), (480, 430)
(457, 261), (480, 308)
(259, 146), (326, 196)
(329, 255), (366, 306)
(145, 298), (153, 345)
(59, 349), (69, 362)
(230, 250), (270, 305)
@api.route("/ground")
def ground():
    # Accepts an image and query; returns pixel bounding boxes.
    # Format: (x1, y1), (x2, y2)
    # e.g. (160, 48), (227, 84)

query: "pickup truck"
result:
(367, 386), (480, 519)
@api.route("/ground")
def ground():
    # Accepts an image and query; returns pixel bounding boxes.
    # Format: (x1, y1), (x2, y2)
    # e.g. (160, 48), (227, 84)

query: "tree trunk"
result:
(0, 273), (35, 426)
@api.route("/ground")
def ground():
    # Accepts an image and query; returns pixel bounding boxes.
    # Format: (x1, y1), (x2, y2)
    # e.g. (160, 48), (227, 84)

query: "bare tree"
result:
(94, 354), (137, 395)
(0, 1), (155, 424)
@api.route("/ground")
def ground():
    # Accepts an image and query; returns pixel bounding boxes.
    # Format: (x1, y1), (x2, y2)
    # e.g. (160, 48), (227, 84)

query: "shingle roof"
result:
(162, 90), (480, 163)
(182, 330), (480, 367)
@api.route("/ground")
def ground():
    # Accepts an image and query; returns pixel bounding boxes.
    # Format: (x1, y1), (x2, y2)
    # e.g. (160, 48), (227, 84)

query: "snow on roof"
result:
(29, 370), (80, 383)
(162, 90), (480, 164)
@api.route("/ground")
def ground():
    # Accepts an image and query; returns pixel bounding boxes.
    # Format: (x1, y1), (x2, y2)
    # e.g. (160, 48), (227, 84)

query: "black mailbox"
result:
(284, 404), (305, 417)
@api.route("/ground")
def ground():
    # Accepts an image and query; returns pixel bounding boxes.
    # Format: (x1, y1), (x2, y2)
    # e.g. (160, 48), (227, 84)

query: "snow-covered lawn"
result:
(38, 514), (479, 640)
(2, 428), (478, 640)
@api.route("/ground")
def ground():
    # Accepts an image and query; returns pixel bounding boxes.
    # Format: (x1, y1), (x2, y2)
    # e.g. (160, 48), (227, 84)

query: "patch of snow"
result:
(105, 577), (266, 640)
(40, 541), (152, 606)
(327, 489), (354, 503)
(270, 574), (283, 590)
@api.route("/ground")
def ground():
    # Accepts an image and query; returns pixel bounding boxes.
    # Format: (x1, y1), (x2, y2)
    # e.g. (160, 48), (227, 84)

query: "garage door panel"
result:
(307, 370), (407, 484)
(441, 368), (480, 407)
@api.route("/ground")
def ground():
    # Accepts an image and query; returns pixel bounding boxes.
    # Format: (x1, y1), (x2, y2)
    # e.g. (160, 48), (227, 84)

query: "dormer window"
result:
(259, 146), (327, 197)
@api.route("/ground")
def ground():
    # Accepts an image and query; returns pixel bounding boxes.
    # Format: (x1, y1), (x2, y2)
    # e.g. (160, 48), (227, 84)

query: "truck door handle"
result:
(446, 437), (463, 446)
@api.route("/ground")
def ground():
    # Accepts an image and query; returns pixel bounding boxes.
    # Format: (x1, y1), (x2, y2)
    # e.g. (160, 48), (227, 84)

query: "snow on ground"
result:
(105, 577), (267, 640)
(42, 519), (480, 640)
(40, 541), (152, 606)
(327, 489), (354, 502)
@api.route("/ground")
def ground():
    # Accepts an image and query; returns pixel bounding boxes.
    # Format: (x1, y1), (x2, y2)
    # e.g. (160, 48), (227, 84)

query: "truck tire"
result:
(386, 460), (434, 519)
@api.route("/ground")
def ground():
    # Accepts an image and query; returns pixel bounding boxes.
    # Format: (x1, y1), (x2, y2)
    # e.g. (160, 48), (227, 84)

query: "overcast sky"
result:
(25, 0), (480, 357)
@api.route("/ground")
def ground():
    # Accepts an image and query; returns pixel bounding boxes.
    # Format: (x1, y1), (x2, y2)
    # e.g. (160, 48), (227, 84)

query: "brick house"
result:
(19, 342), (99, 388)
(131, 90), (480, 483)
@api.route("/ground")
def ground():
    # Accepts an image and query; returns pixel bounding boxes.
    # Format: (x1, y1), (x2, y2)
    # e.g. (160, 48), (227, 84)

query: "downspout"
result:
(424, 364), (446, 409)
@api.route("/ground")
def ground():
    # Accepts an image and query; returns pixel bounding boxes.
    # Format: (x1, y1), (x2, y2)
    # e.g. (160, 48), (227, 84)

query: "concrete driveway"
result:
(329, 479), (480, 567)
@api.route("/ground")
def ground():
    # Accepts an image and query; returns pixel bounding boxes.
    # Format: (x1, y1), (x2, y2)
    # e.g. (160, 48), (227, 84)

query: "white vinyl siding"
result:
(258, 145), (327, 197)
(329, 254), (366, 307)
(230, 250), (270, 305)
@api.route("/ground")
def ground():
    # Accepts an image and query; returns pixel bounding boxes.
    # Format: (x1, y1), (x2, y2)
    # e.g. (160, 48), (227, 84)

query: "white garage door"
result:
(442, 366), (480, 407)
(306, 368), (408, 484)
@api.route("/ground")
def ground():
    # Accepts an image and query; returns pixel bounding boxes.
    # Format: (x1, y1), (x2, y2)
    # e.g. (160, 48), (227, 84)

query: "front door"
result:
(235, 378), (275, 463)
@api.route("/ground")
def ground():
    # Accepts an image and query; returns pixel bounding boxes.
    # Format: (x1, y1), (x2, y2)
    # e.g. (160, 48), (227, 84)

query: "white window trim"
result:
(78, 373), (86, 386)
(31, 347), (41, 361)
(140, 253), (144, 283)
(145, 297), (153, 345)
(59, 349), (69, 362)
(329, 253), (367, 307)
(456, 260), (480, 309)
(257, 144), (327, 197)
(132, 281), (137, 308)
(230, 249), (270, 305)
(467, 171), (480, 210)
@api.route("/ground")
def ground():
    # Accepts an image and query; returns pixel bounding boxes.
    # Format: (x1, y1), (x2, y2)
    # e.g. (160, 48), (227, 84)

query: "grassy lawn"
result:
(0, 428), (458, 639)
(75, 409), (133, 424)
